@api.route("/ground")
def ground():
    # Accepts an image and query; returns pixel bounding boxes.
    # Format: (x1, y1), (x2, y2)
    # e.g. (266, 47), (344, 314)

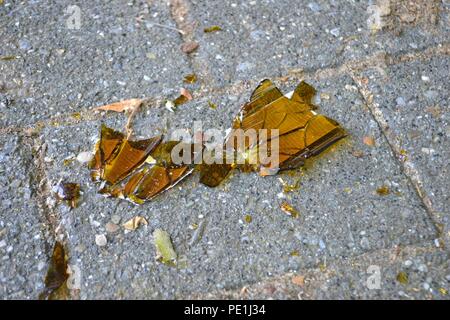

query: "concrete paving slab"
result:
(355, 56), (450, 246)
(0, 0), (192, 127)
(187, 0), (448, 88)
(38, 73), (436, 298)
(0, 135), (49, 299)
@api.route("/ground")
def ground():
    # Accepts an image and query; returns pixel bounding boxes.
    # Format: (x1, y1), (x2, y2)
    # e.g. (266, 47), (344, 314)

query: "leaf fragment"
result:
(122, 216), (148, 231)
(153, 229), (177, 266)
(204, 25), (222, 33)
(396, 271), (408, 285)
(94, 98), (143, 113)
(0, 55), (17, 61)
(208, 101), (217, 109)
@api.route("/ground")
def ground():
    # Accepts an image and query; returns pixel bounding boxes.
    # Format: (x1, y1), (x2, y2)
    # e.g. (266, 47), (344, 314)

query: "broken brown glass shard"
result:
(39, 241), (70, 300)
(200, 79), (346, 187)
(53, 182), (81, 208)
(91, 126), (196, 204)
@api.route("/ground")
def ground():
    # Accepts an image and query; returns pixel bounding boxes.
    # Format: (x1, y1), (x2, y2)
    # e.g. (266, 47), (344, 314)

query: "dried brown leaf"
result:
(95, 98), (143, 113)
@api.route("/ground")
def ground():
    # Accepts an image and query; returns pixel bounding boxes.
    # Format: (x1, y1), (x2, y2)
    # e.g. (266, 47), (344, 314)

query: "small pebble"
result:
(403, 260), (413, 267)
(421, 75), (430, 82)
(111, 215), (121, 224)
(76, 151), (92, 163)
(95, 234), (107, 247)
(105, 222), (120, 233)
(330, 28), (340, 37)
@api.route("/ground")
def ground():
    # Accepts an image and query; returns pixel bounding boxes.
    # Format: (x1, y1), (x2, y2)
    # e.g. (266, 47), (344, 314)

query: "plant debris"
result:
(94, 99), (143, 113)
(122, 216), (148, 231)
(53, 182), (81, 208)
(208, 101), (217, 109)
(396, 271), (408, 285)
(39, 241), (70, 300)
(204, 25), (222, 33)
(280, 201), (300, 218)
(153, 229), (177, 266)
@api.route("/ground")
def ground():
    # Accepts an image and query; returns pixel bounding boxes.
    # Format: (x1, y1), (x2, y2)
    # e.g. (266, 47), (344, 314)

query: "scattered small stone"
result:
(308, 2), (321, 12)
(181, 41), (199, 54)
(111, 215), (121, 225)
(423, 282), (430, 290)
(421, 75), (430, 82)
(76, 151), (92, 163)
(330, 28), (340, 37)
(236, 62), (254, 72)
(105, 222), (120, 233)
(403, 260), (413, 268)
(95, 234), (107, 247)
(396, 97), (406, 107)
(18, 38), (32, 51)
(37, 261), (46, 271)
(417, 264), (428, 273)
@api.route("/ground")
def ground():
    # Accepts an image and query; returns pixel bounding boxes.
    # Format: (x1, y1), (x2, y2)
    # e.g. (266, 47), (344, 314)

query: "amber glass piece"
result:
(134, 165), (187, 200)
(103, 136), (162, 184)
(200, 79), (346, 187)
(280, 201), (300, 218)
(89, 125), (124, 181)
(199, 162), (233, 187)
(291, 81), (316, 105)
(54, 182), (80, 208)
(39, 241), (69, 300)
(241, 79), (283, 117)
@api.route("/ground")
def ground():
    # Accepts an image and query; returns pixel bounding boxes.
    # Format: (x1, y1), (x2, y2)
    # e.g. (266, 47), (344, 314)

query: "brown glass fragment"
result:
(53, 182), (80, 208)
(90, 126), (196, 204)
(199, 79), (346, 187)
(89, 124), (124, 181)
(39, 241), (70, 300)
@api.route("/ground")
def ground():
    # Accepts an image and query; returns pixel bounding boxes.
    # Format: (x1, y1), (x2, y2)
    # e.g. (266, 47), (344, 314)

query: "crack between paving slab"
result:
(348, 73), (443, 245)
(26, 136), (63, 242)
(187, 241), (442, 299)
(2, 44), (448, 142)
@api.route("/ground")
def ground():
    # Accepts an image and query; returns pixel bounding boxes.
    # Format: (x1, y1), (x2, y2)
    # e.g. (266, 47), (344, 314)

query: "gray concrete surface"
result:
(0, 0), (449, 299)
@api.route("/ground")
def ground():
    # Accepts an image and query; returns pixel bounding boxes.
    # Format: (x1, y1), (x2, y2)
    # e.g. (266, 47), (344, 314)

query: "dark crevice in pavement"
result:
(25, 135), (62, 245)
(349, 74), (442, 242)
